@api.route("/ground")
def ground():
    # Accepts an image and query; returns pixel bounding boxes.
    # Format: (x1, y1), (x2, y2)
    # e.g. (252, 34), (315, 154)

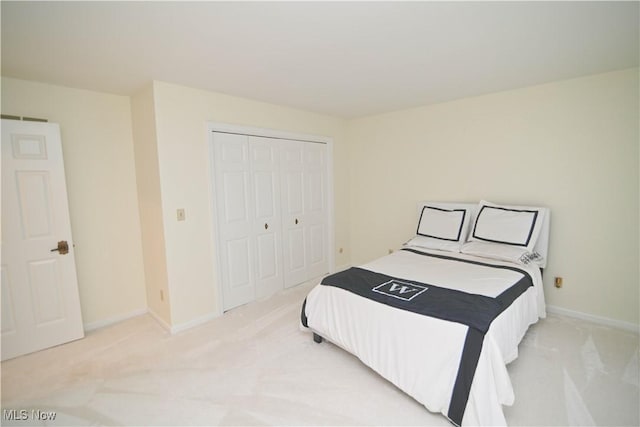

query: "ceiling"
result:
(2, 1), (638, 118)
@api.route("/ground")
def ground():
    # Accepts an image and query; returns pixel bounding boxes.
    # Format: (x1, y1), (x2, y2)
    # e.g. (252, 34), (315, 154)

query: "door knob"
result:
(50, 240), (69, 255)
(264, 223), (269, 230)
(295, 218), (299, 225)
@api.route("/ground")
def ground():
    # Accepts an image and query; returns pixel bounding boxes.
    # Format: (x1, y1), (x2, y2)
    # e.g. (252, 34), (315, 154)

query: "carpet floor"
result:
(2, 281), (638, 426)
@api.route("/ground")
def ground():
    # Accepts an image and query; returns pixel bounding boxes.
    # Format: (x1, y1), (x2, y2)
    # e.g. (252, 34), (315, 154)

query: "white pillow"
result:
(417, 206), (468, 241)
(406, 235), (462, 253)
(461, 241), (545, 266)
(469, 200), (545, 251)
(408, 206), (470, 252)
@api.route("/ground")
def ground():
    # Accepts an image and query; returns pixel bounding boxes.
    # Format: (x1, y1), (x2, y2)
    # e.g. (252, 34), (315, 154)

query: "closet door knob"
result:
(295, 218), (299, 225)
(264, 223), (269, 230)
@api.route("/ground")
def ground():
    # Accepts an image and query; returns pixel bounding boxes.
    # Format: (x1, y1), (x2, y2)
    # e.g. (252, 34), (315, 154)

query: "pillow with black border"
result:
(417, 206), (467, 241)
(469, 200), (545, 251)
(407, 206), (470, 252)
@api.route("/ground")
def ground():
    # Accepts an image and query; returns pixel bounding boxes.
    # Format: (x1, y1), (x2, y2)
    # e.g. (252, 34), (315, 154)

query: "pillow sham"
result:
(407, 206), (470, 252)
(461, 241), (545, 266)
(417, 206), (467, 241)
(469, 200), (546, 251)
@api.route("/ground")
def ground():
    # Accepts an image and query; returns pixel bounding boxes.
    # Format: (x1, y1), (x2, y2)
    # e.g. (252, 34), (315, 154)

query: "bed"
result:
(301, 201), (550, 426)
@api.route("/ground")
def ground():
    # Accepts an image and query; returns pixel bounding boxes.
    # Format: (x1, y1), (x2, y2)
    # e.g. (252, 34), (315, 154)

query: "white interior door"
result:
(304, 143), (328, 279)
(280, 141), (307, 288)
(213, 132), (255, 311)
(280, 141), (329, 288)
(249, 136), (283, 299)
(1, 119), (84, 361)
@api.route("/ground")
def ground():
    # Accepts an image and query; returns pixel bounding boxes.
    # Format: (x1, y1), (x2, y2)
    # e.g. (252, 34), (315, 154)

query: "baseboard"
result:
(83, 308), (148, 332)
(147, 308), (173, 332)
(170, 311), (220, 334)
(334, 263), (352, 273)
(546, 305), (639, 334)
(147, 308), (220, 335)
(84, 307), (221, 335)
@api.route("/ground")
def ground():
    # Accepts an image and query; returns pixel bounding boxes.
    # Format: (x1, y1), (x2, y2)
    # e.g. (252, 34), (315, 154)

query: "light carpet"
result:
(2, 281), (638, 426)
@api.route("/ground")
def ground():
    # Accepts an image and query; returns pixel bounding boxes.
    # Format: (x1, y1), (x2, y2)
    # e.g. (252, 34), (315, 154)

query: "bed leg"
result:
(313, 333), (323, 344)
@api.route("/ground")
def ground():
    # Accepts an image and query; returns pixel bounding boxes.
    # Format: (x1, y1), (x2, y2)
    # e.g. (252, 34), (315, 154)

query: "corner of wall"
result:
(130, 83), (172, 326)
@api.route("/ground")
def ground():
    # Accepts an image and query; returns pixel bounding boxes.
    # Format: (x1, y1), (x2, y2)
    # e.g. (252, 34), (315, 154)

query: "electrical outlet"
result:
(554, 277), (563, 288)
(177, 208), (185, 221)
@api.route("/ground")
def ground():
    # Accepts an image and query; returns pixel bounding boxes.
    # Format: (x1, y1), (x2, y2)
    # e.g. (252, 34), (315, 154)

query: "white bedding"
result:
(302, 246), (545, 426)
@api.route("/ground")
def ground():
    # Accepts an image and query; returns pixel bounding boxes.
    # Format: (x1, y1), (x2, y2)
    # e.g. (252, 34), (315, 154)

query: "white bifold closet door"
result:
(213, 132), (283, 311)
(213, 131), (328, 311)
(280, 141), (328, 288)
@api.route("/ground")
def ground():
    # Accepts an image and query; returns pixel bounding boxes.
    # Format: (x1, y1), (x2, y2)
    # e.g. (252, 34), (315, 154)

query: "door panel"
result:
(16, 171), (54, 238)
(11, 133), (48, 159)
(222, 171), (249, 222)
(306, 170), (324, 214)
(253, 171), (275, 218)
(307, 222), (327, 279)
(279, 141), (329, 287)
(212, 131), (329, 305)
(226, 238), (251, 289)
(1, 119), (84, 361)
(256, 233), (277, 279)
(284, 172), (304, 214)
(213, 133), (254, 310)
(308, 224), (325, 264)
(287, 228), (306, 270)
(249, 137), (282, 299)
(282, 144), (303, 164)
(304, 144), (328, 280)
(1, 266), (17, 334)
(280, 141), (307, 288)
(251, 141), (275, 164)
(221, 141), (245, 163)
(28, 258), (64, 324)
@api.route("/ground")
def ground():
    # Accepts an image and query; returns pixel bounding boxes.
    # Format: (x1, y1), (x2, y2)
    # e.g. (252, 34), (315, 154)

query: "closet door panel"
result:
(226, 238), (251, 289)
(308, 223), (325, 265)
(249, 137), (283, 299)
(287, 228), (306, 266)
(284, 171), (304, 214)
(222, 172), (249, 222)
(304, 144), (328, 279)
(213, 130), (329, 307)
(256, 233), (277, 280)
(213, 133), (255, 310)
(253, 172), (275, 217)
(281, 142), (307, 288)
(306, 170), (324, 213)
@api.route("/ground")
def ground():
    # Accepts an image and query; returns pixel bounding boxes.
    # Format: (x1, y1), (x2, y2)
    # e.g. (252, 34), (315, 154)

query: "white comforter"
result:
(302, 247), (545, 426)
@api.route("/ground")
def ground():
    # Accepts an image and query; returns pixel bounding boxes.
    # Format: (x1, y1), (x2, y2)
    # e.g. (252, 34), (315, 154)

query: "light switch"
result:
(177, 208), (186, 221)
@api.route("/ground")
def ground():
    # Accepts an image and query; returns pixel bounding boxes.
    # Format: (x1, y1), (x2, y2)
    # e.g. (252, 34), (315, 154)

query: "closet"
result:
(211, 130), (329, 311)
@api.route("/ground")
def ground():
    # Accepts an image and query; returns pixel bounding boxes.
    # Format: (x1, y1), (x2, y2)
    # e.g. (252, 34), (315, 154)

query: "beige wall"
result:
(1, 77), (147, 326)
(4, 68), (636, 330)
(151, 81), (349, 326)
(130, 84), (171, 325)
(346, 68), (639, 325)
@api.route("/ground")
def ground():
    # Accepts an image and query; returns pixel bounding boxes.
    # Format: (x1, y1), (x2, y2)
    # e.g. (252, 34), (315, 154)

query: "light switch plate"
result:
(177, 208), (186, 221)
